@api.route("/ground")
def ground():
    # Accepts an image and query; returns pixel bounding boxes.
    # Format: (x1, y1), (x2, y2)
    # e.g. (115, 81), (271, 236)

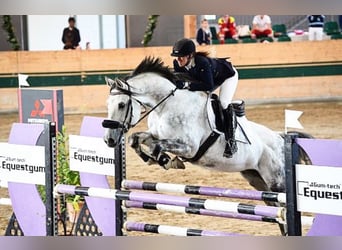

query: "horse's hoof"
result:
(166, 156), (186, 170)
(128, 135), (138, 148)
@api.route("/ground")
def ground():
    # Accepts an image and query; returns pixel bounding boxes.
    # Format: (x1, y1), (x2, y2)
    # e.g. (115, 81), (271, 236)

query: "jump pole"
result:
(123, 221), (243, 236)
(122, 180), (287, 203)
(123, 200), (281, 224)
(123, 201), (314, 226)
(54, 184), (285, 219)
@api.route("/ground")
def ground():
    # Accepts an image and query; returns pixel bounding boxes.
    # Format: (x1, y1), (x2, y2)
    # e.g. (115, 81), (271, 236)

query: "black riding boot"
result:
(223, 104), (237, 158)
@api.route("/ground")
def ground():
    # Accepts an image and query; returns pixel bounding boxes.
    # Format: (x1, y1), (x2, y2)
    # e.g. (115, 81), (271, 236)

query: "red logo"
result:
(30, 99), (53, 117)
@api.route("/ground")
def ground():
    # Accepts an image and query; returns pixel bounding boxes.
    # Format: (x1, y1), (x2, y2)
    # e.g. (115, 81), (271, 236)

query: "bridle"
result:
(103, 77), (177, 132)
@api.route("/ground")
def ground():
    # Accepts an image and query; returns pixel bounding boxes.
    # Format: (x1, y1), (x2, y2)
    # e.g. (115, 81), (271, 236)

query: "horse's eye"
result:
(118, 102), (126, 109)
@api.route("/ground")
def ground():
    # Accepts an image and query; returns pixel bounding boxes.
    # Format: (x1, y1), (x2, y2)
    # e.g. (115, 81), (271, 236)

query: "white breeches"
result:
(219, 68), (239, 109)
(308, 27), (323, 41)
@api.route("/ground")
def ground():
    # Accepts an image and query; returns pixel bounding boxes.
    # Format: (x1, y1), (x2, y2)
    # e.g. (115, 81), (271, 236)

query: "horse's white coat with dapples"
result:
(104, 57), (293, 194)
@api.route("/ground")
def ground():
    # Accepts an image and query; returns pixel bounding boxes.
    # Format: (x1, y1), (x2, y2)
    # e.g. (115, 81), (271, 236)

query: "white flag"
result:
(285, 109), (304, 130)
(18, 73), (30, 87)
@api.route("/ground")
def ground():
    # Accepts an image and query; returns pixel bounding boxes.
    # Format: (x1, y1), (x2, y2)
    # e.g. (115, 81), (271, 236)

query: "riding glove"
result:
(175, 81), (190, 89)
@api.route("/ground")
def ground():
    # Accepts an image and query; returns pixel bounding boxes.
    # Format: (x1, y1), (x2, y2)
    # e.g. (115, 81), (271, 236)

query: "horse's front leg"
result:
(149, 139), (193, 170)
(128, 132), (158, 165)
(129, 132), (191, 170)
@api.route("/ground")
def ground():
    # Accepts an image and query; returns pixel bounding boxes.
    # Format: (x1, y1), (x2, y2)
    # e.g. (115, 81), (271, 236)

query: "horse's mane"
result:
(128, 56), (195, 83)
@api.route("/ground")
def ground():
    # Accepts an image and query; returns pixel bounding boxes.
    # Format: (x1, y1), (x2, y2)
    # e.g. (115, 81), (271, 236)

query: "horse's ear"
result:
(116, 78), (127, 89)
(105, 76), (116, 88)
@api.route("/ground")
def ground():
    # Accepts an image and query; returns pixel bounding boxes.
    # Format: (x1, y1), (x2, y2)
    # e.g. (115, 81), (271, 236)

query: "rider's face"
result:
(177, 55), (190, 67)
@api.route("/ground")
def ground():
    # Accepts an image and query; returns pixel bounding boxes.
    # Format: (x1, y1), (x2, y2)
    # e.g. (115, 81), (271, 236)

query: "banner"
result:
(69, 135), (115, 176)
(18, 88), (64, 132)
(296, 164), (342, 216)
(0, 143), (45, 185)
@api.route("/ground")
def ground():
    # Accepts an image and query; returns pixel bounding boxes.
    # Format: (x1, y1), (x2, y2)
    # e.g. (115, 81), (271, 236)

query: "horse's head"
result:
(103, 56), (178, 147)
(103, 77), (142, 147)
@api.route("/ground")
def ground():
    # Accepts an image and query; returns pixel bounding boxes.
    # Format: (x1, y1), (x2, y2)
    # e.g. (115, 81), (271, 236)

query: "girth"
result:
(182, 131), (220, 162)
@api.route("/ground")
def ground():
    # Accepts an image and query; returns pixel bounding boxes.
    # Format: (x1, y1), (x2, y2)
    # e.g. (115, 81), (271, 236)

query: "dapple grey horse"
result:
(103, 57), (311, 235)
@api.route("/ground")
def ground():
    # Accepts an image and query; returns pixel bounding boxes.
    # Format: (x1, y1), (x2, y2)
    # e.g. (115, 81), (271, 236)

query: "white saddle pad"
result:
(206, 98), (251, 144)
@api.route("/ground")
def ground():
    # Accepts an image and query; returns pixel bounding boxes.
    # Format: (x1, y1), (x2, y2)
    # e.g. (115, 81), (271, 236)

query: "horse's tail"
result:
(283, 131), (314, 165)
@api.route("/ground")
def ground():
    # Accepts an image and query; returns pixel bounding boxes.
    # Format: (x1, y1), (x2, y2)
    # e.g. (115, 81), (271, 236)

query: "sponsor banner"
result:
(0, 143), (46, 185)
(69, 135), (115, 176)
(296, 164), (342, 216)
(19, 88), (64, 132)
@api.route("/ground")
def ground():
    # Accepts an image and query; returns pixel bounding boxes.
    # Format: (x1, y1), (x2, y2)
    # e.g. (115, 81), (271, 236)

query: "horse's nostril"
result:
(107, 138), (116, 148)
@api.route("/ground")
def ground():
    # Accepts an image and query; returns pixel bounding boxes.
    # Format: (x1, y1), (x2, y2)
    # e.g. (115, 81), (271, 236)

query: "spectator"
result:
(62, 17), (81, 50)
(196, 19), (212, 46)
(307, 15), (325, 41)
(251, 15), (273, 39)
(218, 15), (238, 44)
(339, 15), (342, 31)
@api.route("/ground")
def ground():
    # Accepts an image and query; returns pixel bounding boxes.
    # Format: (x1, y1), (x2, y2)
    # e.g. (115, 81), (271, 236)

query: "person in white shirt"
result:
(251, 15), (273, 39)
(307, 15), (325, 41)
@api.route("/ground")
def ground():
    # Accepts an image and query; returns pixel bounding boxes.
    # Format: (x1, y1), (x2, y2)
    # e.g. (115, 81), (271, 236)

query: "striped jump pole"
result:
(55, 184), (285, 219)
(122, 180), (287, 203)
(124, 200), (280, 223)
(124, 201), (314, 226)
(124, 221), (243, 236)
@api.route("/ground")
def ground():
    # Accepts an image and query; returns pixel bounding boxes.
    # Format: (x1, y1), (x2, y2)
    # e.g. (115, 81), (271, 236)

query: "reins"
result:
(133, 87), (178, 127)
(110, 78), (178, 130)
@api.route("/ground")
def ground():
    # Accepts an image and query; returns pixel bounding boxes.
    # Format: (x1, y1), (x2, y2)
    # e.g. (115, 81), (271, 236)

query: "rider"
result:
(171, 38), (239, 158)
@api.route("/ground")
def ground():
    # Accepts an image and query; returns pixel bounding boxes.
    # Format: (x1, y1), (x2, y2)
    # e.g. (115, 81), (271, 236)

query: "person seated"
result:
(218, 15), (238, 44)
(251, 15), (273, 39)
(196, 18), (212, 45)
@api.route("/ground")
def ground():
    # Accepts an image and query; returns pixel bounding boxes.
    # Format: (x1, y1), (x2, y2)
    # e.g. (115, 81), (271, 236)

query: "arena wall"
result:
(0, 40), (341, 113)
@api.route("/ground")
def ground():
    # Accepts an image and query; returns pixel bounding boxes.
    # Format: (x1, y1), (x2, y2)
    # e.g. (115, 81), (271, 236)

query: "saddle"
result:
(208, 94), (250, 144)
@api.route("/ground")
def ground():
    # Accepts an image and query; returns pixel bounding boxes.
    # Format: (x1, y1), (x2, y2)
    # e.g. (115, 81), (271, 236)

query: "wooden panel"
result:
(80, 47), (174, 72)
(235, 75), (342, 103)
(201, 40), (342, 65)
(16, 50), (82, 73)
(184, 15), (197, 38)
(0, 51), (18, 74)
(0, 40), (341, 75)
(1, 75), (341, 113)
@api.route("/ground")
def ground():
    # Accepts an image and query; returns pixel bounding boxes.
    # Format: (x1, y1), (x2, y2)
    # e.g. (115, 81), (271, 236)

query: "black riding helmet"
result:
(171, 38), (196, 57)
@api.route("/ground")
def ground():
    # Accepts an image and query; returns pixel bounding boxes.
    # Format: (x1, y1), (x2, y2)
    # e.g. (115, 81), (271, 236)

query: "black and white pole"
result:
(114, 134), (126, 236)
(44, 122), (58, 236)
(54, 185), (285, 219)
(285, 132), (302, 236)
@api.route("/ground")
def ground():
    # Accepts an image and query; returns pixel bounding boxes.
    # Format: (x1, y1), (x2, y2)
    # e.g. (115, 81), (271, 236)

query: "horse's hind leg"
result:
(240, 170), (287, 236)
(240, 169), (269, 191)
